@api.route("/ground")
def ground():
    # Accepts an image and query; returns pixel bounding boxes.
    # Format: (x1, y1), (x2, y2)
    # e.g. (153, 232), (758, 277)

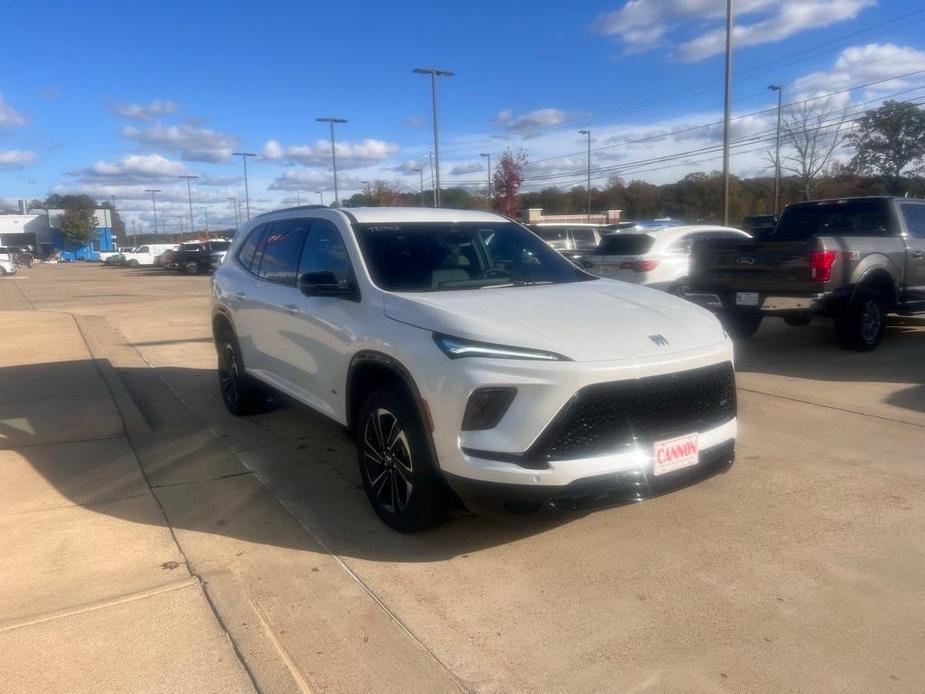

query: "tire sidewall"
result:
(838, 290), (885, 351)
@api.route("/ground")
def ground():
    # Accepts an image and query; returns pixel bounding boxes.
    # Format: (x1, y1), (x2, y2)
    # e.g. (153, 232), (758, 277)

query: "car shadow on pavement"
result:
(1, 359), (600, 564)
(731, 316), (925, 414)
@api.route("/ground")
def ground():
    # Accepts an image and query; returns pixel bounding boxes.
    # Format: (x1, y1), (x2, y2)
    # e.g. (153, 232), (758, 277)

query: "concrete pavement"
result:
(2, 262), (924, 692)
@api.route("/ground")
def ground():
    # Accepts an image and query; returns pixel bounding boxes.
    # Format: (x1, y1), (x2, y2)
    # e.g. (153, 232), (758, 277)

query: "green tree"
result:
(56, 207), (98, 249)
(849, 101), (925, 193)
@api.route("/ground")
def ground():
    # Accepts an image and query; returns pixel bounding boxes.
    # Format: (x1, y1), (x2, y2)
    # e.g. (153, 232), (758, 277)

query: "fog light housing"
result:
(462, 388), (517, 431)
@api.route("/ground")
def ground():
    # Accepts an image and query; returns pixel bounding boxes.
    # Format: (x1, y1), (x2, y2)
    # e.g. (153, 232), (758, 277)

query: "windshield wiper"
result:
(481, 280), (555, 289)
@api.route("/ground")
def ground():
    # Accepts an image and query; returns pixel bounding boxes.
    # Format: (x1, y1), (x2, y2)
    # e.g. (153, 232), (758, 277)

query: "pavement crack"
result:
(149, 470), (254, 489)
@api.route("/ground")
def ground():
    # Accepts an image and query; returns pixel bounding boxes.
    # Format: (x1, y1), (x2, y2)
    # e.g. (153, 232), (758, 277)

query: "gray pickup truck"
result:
(686, 196), (925, 351)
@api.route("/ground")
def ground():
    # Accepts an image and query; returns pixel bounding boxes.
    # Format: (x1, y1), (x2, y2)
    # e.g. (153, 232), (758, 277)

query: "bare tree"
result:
(780, 99), (850, 200)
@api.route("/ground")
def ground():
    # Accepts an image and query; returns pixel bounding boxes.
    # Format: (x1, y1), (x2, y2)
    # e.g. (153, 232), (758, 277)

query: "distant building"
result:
(523, 208), (622, 225)
(0, 208), (117, 259)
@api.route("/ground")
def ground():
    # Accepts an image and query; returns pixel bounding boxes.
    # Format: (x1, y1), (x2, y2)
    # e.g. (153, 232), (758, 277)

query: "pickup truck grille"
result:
(540, 362), (736, 462)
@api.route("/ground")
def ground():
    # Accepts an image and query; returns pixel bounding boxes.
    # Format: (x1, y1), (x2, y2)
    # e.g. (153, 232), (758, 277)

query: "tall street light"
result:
(178, 175), (198, 239)
(413, 67), (454, 207)
(721, 0), (735, 226)
(144, 189), (161, 236)
(413, 168), (424, 206)
(232, 152), (256, 220)
(769, 84), (783, 217)
(479, 153), (492, 209)
(316, 117), (347, 207)
(200, 206), (209, 234)
(316, 190), (324, 205)
(227, 196), (239, 229)
(579, 130), (592, 221)
(426, 150), (436, 207)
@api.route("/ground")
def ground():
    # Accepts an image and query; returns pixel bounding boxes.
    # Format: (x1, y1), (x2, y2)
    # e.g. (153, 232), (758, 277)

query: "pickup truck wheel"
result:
(836, 291), (885, 352)
(720, 311), (763, 339)
(357, 391), (448, 532)
(183, 261), (200, 274)
(127, 259), (139, 268)
(217, 330), (270, 415)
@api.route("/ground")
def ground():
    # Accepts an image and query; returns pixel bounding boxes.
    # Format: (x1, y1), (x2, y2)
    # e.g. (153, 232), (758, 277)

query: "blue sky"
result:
(2, 0), (925, 230)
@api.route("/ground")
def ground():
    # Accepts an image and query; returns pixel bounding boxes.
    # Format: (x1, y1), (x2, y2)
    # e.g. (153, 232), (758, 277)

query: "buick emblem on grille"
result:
(736, 255), (756, 265)
(649, 334), (670, 347)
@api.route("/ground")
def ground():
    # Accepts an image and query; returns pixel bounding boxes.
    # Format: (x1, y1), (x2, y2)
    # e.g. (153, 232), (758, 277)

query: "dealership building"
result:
(0, 205), (117, 259)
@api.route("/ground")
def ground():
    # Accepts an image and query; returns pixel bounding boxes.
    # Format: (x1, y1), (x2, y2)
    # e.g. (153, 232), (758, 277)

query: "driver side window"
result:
(299, 219), (352, 283)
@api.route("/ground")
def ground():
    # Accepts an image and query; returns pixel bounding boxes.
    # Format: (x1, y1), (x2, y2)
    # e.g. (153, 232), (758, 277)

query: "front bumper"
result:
(447, 439), (735, 517)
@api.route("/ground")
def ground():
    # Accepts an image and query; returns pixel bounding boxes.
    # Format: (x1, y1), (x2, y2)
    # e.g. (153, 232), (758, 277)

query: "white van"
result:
(122, 244), (179, 267)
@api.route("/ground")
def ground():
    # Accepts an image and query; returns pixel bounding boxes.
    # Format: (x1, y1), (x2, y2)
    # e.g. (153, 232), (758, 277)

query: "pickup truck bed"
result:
(687, 197), (925, 351)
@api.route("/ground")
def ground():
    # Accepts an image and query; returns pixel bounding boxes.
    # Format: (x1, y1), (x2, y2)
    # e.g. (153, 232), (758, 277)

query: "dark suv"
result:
(164, 240), (231, 274)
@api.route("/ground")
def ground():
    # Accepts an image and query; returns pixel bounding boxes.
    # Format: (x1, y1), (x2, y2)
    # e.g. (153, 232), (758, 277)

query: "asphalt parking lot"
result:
(1, 263), (924, 693)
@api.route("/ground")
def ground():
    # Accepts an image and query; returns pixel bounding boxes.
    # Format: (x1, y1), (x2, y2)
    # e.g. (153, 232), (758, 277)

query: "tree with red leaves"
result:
(492, 148), (528, 218)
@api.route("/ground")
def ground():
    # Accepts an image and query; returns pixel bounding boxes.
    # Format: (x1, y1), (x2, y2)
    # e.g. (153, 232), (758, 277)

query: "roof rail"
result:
(253, 204), (328, 219)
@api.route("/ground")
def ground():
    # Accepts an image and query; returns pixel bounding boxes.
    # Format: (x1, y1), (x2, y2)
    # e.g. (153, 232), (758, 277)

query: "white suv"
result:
(212, 207), (737, 531)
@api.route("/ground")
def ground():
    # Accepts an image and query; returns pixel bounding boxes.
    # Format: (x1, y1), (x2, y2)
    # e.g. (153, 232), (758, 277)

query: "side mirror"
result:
(298, 271), (359, 300)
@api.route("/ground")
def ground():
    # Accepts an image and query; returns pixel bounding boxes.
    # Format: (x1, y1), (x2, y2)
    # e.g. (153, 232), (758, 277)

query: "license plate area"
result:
(735, 291), (759, 306)
(652, 433), (700, 476)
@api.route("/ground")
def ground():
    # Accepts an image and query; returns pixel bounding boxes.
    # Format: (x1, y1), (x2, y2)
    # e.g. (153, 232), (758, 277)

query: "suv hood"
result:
(383, 279), (726, 362)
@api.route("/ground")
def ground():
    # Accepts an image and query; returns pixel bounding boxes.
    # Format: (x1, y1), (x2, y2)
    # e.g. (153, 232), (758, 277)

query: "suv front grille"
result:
(540, 362), (736, 462)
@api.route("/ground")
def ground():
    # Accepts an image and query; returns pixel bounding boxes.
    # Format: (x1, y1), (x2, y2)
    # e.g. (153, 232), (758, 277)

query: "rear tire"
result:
(719, 311), (763, 339)
(357, 390), (448, 532)
(127, 259), (139, 268)
(835, 290), (885, 352)
(216, 329), (270, 415)
(183, 261), (200, 274)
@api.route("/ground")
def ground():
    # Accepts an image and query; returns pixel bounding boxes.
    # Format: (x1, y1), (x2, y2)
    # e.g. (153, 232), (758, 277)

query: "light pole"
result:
(722, 0), (735, 226)
(200, 207), (209, 235)
(316, 117), (347, 206)
(175, 216), (185, 240)
(178, 175), (198, 239)
(232, 152), (256, 220)
(295, 187), (301, 206)
(579, 130), (592, 221)
(427, 150), (436, 207)
(227, 196), (240, 229)
(144, 189), (161, 236)
(769, 84), (783, 217)
(479, 153), (492, 209)
(316, 190), (324, 205)
(413, 67), (454, 207)
(413, 168), (424, 207)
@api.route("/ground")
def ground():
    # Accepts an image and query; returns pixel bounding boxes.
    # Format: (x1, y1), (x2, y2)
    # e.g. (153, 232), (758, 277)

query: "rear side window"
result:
(256, 219), (310, 285)
(531, 227), (568, 242)
(596, 234), (655, 255)
(299, 219), (352, 283)
(775, 199), (892, 239)
(209, 241), (231, 251)
(569, 229), (598, 247)
(900, 203), (925, 238)
(236, 225), (264, 270)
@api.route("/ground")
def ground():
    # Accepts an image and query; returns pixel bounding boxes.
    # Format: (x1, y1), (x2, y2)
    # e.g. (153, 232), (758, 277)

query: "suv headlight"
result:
(433, 333), (570, 361)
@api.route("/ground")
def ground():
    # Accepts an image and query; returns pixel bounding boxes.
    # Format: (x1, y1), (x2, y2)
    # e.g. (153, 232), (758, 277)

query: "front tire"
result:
(835, 290), (885, 352)
(183, 261), (200, 274)
(357, 391), (448, 532)
(217, 330), (269, 415)
(127, 259), (139, 268)
(719, 310), (763, 339)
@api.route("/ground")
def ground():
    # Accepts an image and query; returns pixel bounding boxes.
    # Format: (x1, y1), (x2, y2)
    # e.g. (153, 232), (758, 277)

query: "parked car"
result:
(0, 247), (17, 276)
(686, 196), (925, 351)
(0, 246), (30, 269)
(212, 206), (737, 530)
(583, 226), (751, 295)
(526, 224), (605, 253)
(122, 244), (179, 267)
(163, 240), (231, 273)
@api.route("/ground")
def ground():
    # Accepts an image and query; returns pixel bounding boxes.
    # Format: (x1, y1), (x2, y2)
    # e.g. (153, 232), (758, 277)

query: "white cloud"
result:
(79, 153), (188, 182)
(261, 138), (399, 168)
(591, 0), (876, 62)
(492, 108), (567, 136)
(792, 43), (925, 99)
(122, 122), (238, 163)
(0, 150), (38, 168)
(0, 94), (26, 128)
(450, 161), (484, 175)
(110, 99), (179, 121)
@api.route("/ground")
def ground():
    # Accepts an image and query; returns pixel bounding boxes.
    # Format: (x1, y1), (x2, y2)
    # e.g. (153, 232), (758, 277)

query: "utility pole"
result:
(413, 168), (424, 206)
(178, 175), (198, 240)
(232, 152), (256, 220)
(769, 84), (783, 216)
(316, 117), (347, 206)
(144, 189), (161, 236)
(479, 153), (492, 209)
(413, 67), (454, 206)
(722, 0), (735, 226)
(579, 130), (592, 221)
(201, 206), (209, 235)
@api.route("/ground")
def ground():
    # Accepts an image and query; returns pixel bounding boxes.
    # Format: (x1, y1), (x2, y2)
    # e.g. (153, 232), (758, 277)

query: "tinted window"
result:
(209, 241), (231, 251)
(356, 222), (592, 292)
(256, 220), (309, 285)
(900, 203), (925, 238)
(569, 228), (598, 248)
(236, 225), (264, 270)
(596, 234), (655, 255)
(530, 227), (568, 242)
(299, 220), (352, 283)
(775, 199), (892, 240)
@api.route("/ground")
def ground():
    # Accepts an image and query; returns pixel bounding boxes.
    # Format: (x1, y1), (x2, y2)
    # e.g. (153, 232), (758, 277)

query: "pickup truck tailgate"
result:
(690, 238), (817, 294)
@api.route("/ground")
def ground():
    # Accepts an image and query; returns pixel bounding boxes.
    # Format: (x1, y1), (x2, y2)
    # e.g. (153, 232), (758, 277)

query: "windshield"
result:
(355, 221), (595, 292)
